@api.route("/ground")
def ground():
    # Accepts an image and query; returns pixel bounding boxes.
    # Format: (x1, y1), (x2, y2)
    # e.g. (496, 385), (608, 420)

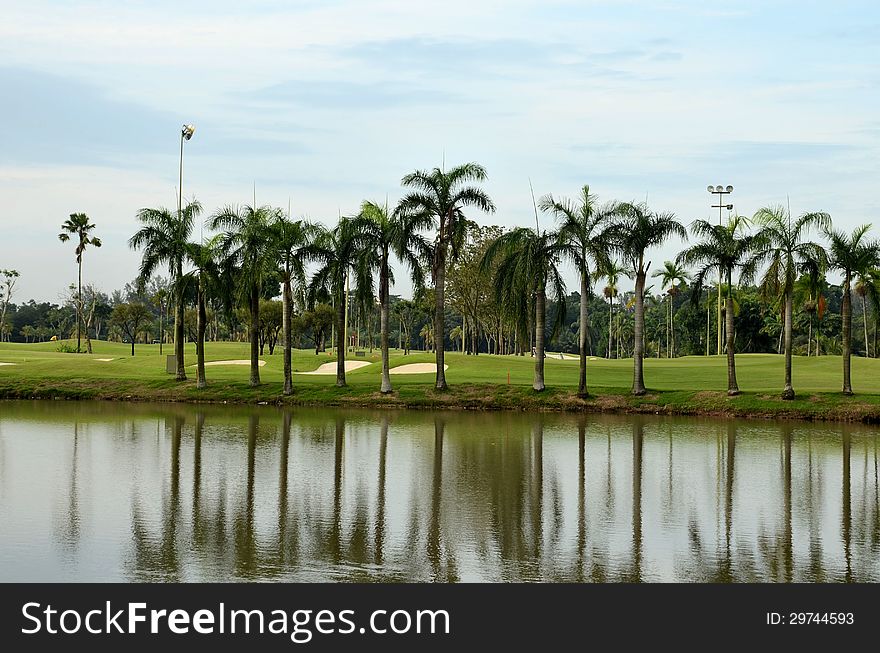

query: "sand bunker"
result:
(299, 360), (372, 375)
(389, 363), (449, 375)
(202, 359), (267, 367)
(95, 358), (115, 362)
(0, 362), (17, 366)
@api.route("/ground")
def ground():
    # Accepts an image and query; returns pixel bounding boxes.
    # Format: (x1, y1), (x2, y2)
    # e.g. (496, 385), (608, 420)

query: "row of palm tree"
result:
(127, 163), (878, 401)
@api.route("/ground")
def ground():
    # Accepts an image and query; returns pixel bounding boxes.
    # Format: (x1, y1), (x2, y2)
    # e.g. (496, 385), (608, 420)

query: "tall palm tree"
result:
(59, 213), (102, 353)
(397, 163), (496, 390)
(677, 217), (764, 395)
(599, 260), (628, 359)
(481, 227), (569, 391)
(271, 215), (321, 395)
(651, 260), (690, 359)
(539, 185), (612, 396)
(853, 268), (880, 358)
(752, 205), (830, 399)
(308, 218), (361, 387)
(603, 202), (686, 395)
(352, 200), (431, 394)
(794, 262), (827, 357)
(130, 201), (202, 380)
(824, 224), (879, 394)
(208, 204), (279, 387)
(183, 236), (224, 388)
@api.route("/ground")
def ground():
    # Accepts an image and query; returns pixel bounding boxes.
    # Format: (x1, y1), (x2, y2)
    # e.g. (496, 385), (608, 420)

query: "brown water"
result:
(0, 401), (878, 582)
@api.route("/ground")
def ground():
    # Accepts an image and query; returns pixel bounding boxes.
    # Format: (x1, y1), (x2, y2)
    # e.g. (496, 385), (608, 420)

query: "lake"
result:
(0, 401), (877, 582)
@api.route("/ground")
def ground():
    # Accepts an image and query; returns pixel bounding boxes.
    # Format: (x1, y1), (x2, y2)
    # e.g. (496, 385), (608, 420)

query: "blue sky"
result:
(2, 0), (878, 300)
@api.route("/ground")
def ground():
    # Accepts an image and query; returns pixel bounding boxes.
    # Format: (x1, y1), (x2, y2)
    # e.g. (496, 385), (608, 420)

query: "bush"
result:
(55, 343), (82, 353)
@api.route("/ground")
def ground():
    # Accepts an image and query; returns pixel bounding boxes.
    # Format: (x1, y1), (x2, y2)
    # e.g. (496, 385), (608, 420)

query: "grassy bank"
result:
(2, 340), (880, 422)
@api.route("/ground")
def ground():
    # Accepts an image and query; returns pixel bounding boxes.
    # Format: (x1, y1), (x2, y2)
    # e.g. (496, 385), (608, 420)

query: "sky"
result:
(1, 0), (878, 302)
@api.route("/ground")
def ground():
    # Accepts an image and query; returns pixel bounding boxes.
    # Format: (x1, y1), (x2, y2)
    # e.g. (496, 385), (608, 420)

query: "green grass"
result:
(2, 339), (880, 422)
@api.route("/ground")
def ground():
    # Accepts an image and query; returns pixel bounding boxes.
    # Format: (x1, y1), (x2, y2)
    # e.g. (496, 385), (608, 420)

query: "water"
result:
(0, 401), (878, 582)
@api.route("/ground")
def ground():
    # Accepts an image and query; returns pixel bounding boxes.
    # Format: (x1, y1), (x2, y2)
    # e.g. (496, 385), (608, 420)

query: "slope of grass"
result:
(2, 340), (880, 422)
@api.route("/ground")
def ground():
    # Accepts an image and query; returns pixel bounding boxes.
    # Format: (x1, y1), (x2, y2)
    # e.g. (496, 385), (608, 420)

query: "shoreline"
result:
(3, 379), (880, 424)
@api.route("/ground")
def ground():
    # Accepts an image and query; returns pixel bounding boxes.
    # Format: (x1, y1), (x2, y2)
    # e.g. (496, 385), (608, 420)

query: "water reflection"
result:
(1, 401), (879, 582)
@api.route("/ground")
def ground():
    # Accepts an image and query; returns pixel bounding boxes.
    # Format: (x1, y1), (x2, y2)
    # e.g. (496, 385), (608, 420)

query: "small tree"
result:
(0, 269), (20, 342)
(110, 303), (152, 356)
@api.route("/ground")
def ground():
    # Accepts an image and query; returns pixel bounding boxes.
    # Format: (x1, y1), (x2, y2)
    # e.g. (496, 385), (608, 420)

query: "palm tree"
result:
(752, 205), (829, 399)
(182, 236), (224, 389)
(308, 218), (361, 387)
(651, 260), (690, 359)
(481, 227), (569, 391)
(677, 217), (764, 395)
(599, 260), (628, 359)
(130, 201), (202, 380)
(853, 269), (879, 358)
(59, 213), (102, 353)
(270, 215), (321, 395)
(539, 185), (612, 396)
(794, 262), (827, 357)
(603, 202), (686, 395)
(208, 204), (279, 387)
(352, 200), (430, 394)
(825, 224), (879, 394)
(397, 163), (496, 390)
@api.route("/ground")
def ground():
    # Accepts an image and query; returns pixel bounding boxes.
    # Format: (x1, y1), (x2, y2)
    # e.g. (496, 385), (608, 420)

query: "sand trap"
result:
(299, 360), (372, 375)
(201, 359), (266, 367)
(95, 358), (115, 362)
(0, 362), (17, 366)
(390, 363), (449, 375)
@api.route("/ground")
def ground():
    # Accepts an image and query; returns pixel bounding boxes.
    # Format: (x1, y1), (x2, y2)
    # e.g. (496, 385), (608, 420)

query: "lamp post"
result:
(707, 184), (734, 355)
(178, 124), (196, 222)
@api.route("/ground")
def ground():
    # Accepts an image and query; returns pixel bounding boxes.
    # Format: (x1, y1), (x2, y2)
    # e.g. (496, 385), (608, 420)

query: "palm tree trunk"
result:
(632, 270), (646, 395)
(76, 256), (83, 353)
(577, 271), (588, 397)
(842, 276), (853, 395)
(534, 286), (546, 391)
(861, 294), (869, 358)
(282, 274), (293, 396)
(608, 296), (613, 359)
(725, 272), (739, 395)
(380, 254), (393, 394)
(174, 265), (187, 381)
(433, 246), (448, 390)
(196, 277), (207, 389)
(782, 291), (795, 400)
(807, 313), (812, 357)
(249, 285), (261, 387)
(336, 286), (347, 387)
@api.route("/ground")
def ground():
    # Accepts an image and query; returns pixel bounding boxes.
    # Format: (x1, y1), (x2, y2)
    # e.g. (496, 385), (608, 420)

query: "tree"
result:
(110, 303), (152, 356)
(0, 269), (19, 343)
(651, 260), (690, 359)
(824, 224), (879, 394)
(482, 227), (569, 391)
(353, 200), (430, 393)
(598, 260), (627, 359)
(270, 215), (320, 395)
(183, 236), (224, 388)
(677, 217), (764, 395)
(752, 205), (830, 399)
(794, 264), (827, 357)
(392, 298), (420, 355)
(209, 204), (279, 387)
(397, 162), (496, 389)
(130, 201), (202, 380)
(853, 268), (879, 358)
(604, 202), (686, 395)
(58, 214), (101, 353)
(540, 185), (612, 396)
(308, 218), (361, 387)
